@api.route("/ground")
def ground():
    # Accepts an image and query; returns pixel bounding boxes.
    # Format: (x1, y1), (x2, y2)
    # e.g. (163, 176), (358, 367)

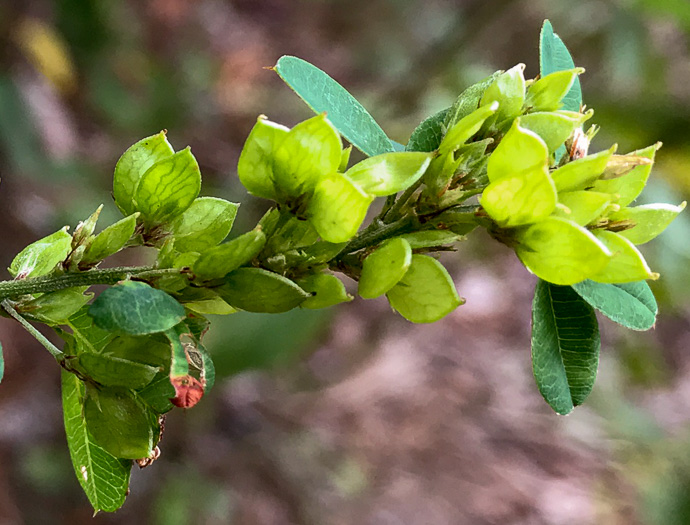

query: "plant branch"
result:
(0, 267), (184, 301)
(1, 299), (64, 360)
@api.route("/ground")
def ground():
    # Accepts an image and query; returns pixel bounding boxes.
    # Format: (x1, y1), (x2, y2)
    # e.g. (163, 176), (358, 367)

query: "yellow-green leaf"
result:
(589, 230), (658, 283)
(345, 151), (432, 196)
(487, 122), (549, 183)
(550, 146), (616, 192)
(553, 191), (611, 226)
(237, 116), (288, 199)
(608, 202), (686, 245)
(359, 237), (413, 299)
(593, 143), (661, 206)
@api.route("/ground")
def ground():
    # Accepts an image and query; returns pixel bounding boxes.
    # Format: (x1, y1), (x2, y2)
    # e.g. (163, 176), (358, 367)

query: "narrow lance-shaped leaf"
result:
(89, 281), (186, 335)
(531, 279), (600, 415)
(274, 55), (395, 157)
(540, 20), (582, 113)
(571, 280), (657, 331)
(61, 372), (132, 513)
(81, 213), (139, 266)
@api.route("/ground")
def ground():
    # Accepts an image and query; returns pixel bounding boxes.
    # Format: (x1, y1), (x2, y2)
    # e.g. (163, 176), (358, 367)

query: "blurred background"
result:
(1, 0), (690, 523)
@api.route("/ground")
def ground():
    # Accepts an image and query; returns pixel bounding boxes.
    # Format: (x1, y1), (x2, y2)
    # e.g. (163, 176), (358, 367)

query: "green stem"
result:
(0, 267), (183, 301)
(1, 299), (63, 360)
(383, 178), (424, 223)
(339, 215), (418, 256)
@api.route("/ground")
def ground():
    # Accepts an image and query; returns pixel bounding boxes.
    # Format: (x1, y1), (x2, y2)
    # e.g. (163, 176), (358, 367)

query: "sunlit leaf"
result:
(22, 287), (92, 324)
(272, 114), (342, 197)
(531, 279), (599, 415)
(9, 226), (71, 278)
(386, 254), (463, 323)
(296, 273), (352, 309)
(359, 237), (413, 299)
(525, 68), (584, 112)
(608, 202), (686, 245)
(481, 165), (557, 227)
(308, 172), (374, 243)
(480, 64), (526, 122)
(113, 131), (174, 216)
(487, 122), (549, 183)
(345, 151), (433, 196)
(516, 217), (611, 285)
(81, 213), (139, 266)
(274, 55), (395, 157)
(518, 110), (590, 153)
(237, 116), (288, 199)
(169, 197), (239, 253)
(550, 146), (616, 193)
(553, 191), (611, 226)
(439, 102), (498, 155)
(593, 143), (660, 206)
(589, 230), (658, 283)
(133, 147), (201, 225)
(192, 227), (266, 280)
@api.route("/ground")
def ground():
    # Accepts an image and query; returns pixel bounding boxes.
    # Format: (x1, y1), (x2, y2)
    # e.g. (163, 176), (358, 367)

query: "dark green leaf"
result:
(61, 372), (131, 513)
(137, 372), (175, 414)
(571, 280), (657, 331)
(274, 56), (394, 157)
(83, 385), (158, 459)
(102, 334), (171, 369)
(21, 287), (93, 324)
(64, 306), (115, 355)
(89, 281), (186, 335)
(78, 353), (159, 389)
(444, 72), (500, 129)
(539, 20), (582, 113)
(216, 268), (310, 313)
(9, 227), (72, 278)
(405, 108), (450, 152)
(531, 279), (600, 415)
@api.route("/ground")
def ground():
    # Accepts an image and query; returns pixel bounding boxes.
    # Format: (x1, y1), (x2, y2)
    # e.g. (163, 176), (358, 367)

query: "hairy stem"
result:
(0, 267), (184, 301)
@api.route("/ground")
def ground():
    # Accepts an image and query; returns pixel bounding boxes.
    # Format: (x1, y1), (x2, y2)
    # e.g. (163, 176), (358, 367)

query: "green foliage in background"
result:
(0, 20), (683, 512)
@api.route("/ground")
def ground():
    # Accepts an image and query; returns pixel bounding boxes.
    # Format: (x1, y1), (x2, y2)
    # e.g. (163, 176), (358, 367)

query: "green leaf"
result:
(89, 281), (186, 335)
(78, 353), (158, 389)
(592, 143), (660, 206)
(386, 254), (463, 323)
(22, 287), (93, 324)
(102, 334), (171, 369)
(481, 164), (557, 227)
(137, 372), (175, 414)
(308, 172), (374, 243)
(165, 325), (190, 378)
(608, 202), (686, 245)
(133, 147), (201, 225)
(339, 145), (352, 172)
(61, 372), (131, 513)
(445, 72), (500, 129)
(237, 116), (288, 199)
(439, 102), (498, 155)
(480, 64), (526, 123)
(81, 213), (139, 266)
(192, 227), (266, 280)
(83, 385), (158, 459)
(296, 273), (352, 309)
(0, 341), (4, 385)
(589, 230), (658, 283)
(274, 56), (394, 157)
(64, 306), (115, 355)
(518, 110), (590, 154)
(359, 237), (413, 299)
(113, 131), (174, 216)
(398, 230), (463, 249)
(272, 114), (342, 197)
(406, 107), (450, 152)
(550, 146), (616, 193)
(168, 197), (239, 252)
(345, 152), (433, 196)
(516, 217), (612, 285)
(216, 268), (310, 313)
(553, 191), (612, 226)
(540, 20), (582, 113)
(531, 279), (600, 415)
(9, 226), (72, 278)
(571, 280), (657, 331)
(184, 295), (237, 316)
(487, 121), (549, 183)
(525, 68), (584, 112)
